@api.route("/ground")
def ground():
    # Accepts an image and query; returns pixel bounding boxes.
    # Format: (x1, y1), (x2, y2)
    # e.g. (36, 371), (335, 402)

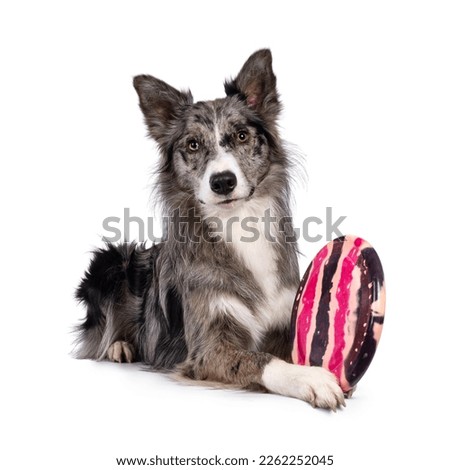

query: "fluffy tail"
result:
(74, 242), (154, 360)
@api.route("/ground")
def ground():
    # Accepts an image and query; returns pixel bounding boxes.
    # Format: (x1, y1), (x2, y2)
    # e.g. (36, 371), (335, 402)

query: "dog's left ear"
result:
(224, 49), (281, 120)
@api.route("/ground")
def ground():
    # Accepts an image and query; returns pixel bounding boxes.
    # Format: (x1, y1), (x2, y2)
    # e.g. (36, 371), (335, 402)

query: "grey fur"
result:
(75, 50), (345, 409)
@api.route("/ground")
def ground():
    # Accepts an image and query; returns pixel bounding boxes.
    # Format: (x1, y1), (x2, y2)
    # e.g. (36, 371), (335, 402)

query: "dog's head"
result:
(134, 49), (285, 215)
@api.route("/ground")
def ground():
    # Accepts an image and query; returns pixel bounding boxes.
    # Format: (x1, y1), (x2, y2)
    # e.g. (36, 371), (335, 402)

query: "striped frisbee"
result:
(291, 235), (386, 394)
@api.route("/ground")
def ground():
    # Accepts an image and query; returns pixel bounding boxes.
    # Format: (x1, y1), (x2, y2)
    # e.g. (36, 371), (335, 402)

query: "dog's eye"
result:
(188, 140), (200, 152)
(237, 131), (248, 143)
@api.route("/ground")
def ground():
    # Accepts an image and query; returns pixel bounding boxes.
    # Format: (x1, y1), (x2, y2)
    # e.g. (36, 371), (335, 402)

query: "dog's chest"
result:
(223, 198), (277, 291)
(230, 220), (277, 299)
(221, 199), (295, 343)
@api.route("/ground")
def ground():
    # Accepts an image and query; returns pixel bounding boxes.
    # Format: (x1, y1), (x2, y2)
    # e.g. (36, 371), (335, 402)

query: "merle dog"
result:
(76, 49), (345, 410)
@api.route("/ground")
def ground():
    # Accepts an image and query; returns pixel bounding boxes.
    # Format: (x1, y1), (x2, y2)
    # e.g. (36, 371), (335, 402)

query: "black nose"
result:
(209, 171), (237, 196)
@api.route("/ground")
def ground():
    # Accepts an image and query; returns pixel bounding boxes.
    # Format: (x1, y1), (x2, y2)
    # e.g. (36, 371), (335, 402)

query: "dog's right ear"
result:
(133, 75), (193, 144)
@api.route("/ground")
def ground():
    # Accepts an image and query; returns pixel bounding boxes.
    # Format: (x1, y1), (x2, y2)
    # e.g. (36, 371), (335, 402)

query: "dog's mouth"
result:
(217, 197), (243, 205)
(199, 187), (255, 207)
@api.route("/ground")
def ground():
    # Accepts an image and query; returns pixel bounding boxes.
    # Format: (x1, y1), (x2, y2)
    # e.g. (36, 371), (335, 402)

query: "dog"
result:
(75, 49), (345, 410)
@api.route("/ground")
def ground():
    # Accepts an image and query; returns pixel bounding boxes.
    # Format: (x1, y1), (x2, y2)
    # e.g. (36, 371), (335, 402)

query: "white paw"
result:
(262, 359), (345, 410)
(107, 341), (135, 363)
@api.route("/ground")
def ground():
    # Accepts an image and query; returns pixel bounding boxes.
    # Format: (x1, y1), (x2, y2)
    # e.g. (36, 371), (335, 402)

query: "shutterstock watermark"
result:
(102, 207), (347, 244)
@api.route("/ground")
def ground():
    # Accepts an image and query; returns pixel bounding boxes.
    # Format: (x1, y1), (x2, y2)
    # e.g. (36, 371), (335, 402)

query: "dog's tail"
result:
(73, 242), (156, 360)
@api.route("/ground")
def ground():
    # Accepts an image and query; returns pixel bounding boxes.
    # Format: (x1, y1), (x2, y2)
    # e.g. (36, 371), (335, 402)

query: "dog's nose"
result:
(209, 171), (237, 196)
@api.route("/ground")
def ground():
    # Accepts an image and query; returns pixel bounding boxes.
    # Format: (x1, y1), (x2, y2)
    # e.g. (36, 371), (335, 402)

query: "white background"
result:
(1, 1), (449, 469)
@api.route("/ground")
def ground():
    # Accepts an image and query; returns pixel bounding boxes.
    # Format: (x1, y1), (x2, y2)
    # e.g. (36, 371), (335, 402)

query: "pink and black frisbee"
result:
(291, 235), (386, 394)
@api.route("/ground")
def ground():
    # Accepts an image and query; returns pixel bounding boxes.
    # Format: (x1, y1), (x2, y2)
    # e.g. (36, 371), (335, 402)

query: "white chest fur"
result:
(212, 197), (297, 347)
(225, 198), (278, 295)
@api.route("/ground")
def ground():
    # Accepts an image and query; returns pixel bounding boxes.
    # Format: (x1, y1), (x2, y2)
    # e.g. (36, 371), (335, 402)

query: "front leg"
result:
(180, 312), (344, 410)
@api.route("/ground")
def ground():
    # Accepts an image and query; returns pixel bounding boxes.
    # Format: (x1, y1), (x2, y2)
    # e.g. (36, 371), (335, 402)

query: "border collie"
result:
(76, 49), (345, 410)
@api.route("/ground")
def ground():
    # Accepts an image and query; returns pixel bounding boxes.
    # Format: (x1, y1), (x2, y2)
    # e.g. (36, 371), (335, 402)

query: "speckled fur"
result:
(75, 50), (345, 409)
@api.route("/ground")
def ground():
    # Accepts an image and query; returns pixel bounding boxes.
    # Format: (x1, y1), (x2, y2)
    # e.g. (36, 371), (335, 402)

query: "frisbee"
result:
(291, 235), (386, 394)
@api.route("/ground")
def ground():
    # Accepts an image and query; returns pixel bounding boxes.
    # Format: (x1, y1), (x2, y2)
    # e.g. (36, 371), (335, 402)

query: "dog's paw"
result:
(106, 341), (135, 363)
(262, 359), (345, 410)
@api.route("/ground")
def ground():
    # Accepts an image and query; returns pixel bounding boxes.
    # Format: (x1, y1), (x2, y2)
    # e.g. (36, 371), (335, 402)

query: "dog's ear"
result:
(224, 49), (280, 120)
(133, 75), (193, 144)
